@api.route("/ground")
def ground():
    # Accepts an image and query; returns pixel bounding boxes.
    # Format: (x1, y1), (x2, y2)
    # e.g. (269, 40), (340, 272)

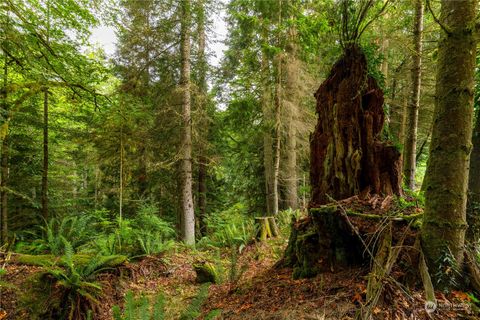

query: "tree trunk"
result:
(284, 28), (298, 210)
(138, 145), (147, 197)
(467, 110), (480, 244)
(261, 47), (274, 216)
(41, 90), (49, 220)
(421, 0), (477, 289)
(310, 45), (401, 206)
(273, 56), (281, 215)
(403, 0), (423, 190)
(1, 50), (8, 244)
(180, 0), (195, 245)
(272, 2), (282, 215)
(196, 0), (208, 236)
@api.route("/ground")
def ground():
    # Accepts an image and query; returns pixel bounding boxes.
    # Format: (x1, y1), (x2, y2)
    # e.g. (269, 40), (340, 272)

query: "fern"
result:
(22, 248), (123, 320)
(179, 283), (210, 320)
(112, 291), (165, 320)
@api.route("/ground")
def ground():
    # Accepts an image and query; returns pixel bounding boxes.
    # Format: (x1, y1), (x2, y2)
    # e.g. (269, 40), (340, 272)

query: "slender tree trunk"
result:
(399, 96), (407, 150)
(41, 90), (49, 220)
(261, 41), (274, 216)
(272, 1), (282, 215)
(467, 111), (480, 243)
(138, 145), (147, 196)
(284, 28), (298, 210)
(197, 0), (208, 236)
(421, 0), (477, 288)
(403, 0), (423, 190)
(273, 57), (281, 215)
(119, 124), (124, 220)
(1, 50), (8, 244)
(180, 0), (195, 245)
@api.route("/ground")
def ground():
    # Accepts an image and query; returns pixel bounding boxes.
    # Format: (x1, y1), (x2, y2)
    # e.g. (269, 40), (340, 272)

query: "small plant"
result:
(227, 245), (248, 284)
(434, 248), (463, 292)
(112, 291), (165, 320)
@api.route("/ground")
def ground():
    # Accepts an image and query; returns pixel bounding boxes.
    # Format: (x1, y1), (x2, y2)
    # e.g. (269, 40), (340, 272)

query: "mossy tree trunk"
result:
(467, 110), (480, 244)
(310, 45), (401, 206)
(196, 0), (208, 237)
(261, 46), (275, 216)
(421, 0), (478, 289)
(284, 26), (299, 210)
(403, 0), (423, 190)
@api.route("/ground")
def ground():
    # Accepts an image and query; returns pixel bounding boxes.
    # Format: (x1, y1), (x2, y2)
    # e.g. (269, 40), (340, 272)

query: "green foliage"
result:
(95, 204), (175, 257)
(113, 285), (219, 320)
(179, 283), (211, 320)
(198, 203), (255, 249)
(22, 241), (121, 320)
(112, 291), (165, 320)
(433, 248), (463, 292)
(396, 191), (425, 210)
(277, 209), (304, 233)
(227, 245), (248, 284)
(0, 267), (15, 290)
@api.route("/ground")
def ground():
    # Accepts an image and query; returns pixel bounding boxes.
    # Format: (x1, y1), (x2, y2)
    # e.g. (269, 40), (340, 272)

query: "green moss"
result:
(194, 262), (220, 284)
(13, 254), (127, 268)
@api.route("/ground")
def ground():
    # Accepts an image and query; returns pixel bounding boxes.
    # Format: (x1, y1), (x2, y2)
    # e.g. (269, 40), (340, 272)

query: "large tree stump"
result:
(283, 46), (409, 280)
(310, 45), (401, 206)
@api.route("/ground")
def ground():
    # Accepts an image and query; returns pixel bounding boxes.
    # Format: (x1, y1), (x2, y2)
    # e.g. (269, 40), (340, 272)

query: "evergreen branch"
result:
(425, 0), (452, 36)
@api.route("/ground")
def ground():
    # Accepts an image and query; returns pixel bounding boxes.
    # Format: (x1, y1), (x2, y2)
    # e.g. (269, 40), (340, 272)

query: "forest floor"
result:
(1, 236), (479, 320)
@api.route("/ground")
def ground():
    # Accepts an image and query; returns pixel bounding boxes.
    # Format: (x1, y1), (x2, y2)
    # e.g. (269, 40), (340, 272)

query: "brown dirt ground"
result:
(1, 241), (478, 320)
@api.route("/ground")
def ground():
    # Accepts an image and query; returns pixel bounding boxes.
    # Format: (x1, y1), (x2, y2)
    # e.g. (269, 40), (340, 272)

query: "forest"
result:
(0, 0), (479, 319)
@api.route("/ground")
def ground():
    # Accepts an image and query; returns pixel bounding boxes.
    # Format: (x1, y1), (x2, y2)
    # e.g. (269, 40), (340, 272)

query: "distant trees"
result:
(0, 0), (102, 244)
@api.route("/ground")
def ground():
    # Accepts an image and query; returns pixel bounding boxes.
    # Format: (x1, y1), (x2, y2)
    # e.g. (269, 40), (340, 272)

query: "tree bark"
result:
(272, 1), (282, 215)
(180, 0), (195, 245)
(261, 43), (274, 216)
(284, 28), (298, 210)
(403, 0), (423, 190)
(273, 57), (281, 215)
(41, 90), (49, 220)
(421, 0), (477, 289)
(196, 0), (208, 236)
(467, 110), (480, 244)
(310, 45), (401, 206)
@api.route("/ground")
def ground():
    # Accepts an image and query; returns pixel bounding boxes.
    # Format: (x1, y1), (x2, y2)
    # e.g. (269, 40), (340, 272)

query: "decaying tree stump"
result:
(310, 45), (401, 206)
(283, 46), (411, 280)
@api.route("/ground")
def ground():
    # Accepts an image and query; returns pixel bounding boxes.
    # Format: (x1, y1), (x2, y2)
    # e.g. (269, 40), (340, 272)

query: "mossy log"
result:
(0, 253), (128, 268)
(255, 217), (279, 241)
(283, 205), (419, 279)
